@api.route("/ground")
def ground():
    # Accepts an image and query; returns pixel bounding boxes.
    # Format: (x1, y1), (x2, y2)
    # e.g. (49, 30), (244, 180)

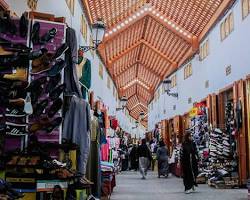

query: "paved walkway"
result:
(111, 171), (248, 200)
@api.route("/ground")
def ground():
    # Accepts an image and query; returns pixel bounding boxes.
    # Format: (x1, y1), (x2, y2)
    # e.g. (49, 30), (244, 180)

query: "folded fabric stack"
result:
(101, 162), (116, 198)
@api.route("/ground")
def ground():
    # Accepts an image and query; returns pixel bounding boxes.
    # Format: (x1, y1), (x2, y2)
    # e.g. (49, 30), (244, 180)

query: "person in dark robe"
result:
(180, 131), (199, 194)
(156, 140), (169, 178)
(137, 139), (152, 179)
(129, 144), (138, 171)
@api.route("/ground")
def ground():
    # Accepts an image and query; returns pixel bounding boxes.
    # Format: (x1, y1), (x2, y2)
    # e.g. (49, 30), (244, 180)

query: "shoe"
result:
(0, 13), (17, 35)
(0, 79), (29, 90)
(5, 108), (26, 117)
(49, 84), (65, 100)
(52, 159), (67, 168)
(43, 117), (62, 133)
(214, 128), (222, 134)
(80, 177), (94, 185)
(32, 53), (54, 74)
(29, 122), (43, 133)
(19, 13), (28, 38)
(9, 98), (25, 108)
(223, 140), (230, 146)
(3, 68), (27, 81)
(6, 123), (27, 136)
(224, 148), (231, 153)
(30, 85), (44, 104)
(40, 28), (57, 44)
(185, 189), (192, 194)
(28, 48), (48, 60)
(48, 98), (63, 118)
(0, 46), (14, 56)
(33, 99), (49, 116)
(27, 76), (47, 92)
(45, 74), (61, 93)
(210, 152), (216, 157)
(0, 124), (6, 132)
(31, 22), (40, 44)
(48, 59), (66, 77)
(0, 54), (29, 68)
(53, 43), (69, 59)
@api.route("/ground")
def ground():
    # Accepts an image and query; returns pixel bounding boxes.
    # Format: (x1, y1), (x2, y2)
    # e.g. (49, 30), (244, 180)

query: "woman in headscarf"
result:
(137, 139), (152, 179)
(129, 144), (138, 171)
(156, 140), (169, 178)
(180, 131), (199, 194)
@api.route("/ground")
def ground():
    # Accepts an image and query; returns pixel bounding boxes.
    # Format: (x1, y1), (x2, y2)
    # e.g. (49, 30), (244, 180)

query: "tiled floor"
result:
(111, 171), (248, 200)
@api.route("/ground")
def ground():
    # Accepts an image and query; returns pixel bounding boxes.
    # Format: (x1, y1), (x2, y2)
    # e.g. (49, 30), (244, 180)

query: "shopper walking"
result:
(180, 131), (199, 194)
(129, 144), (138, 171)
(137, 139), (152, 179)
(156, 140), (169, 178)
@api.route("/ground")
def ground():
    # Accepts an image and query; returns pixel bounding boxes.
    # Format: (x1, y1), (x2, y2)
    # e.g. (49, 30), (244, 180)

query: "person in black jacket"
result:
(180, 131), (199, 194)
(137, 139), (152, 179)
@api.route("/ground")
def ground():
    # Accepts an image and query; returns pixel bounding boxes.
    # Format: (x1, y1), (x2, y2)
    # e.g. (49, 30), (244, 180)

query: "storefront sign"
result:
(189, 107), (198, 117)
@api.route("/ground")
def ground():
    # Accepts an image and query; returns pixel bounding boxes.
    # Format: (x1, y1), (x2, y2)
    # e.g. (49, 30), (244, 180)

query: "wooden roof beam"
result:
(140, 39), (178, 67)
(82, 0), (94, 24)
(103, 11), (148, 43)
(120, 82), (154, 95)
(119, 78), (151, 91)
(128, 94), (149, 105)
(101, 4), (198, 48)
(113, 62), (139, 78)
(146, 12), (197, 48)
(107, 40), (142, 65)
(198, 0), (234, 41)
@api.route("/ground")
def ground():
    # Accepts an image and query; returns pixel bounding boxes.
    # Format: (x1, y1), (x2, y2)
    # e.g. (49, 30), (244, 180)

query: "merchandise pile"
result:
(189, 110), (210, 183)
(207, 101), (239, 188)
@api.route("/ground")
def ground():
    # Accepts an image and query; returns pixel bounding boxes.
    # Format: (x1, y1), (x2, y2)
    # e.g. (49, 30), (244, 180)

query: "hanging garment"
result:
(111, 118), (118, 130)
(63, 96), (91, 174)
(86, 117), (101, 198)
(236, 100), (242, 130)
(64, 27), (82, 97)
(79, 58), (91, 99)
(101, 143), (109, 161)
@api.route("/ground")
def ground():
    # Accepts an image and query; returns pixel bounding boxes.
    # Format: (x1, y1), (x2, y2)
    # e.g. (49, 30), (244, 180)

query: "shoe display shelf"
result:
(189, 103), (210, 183)
(217, 83), (248, 186)
(28, 18), (66, 146)
(0, 11), (79, 198)
(0, 12), (31, 153)
(206, 86), (240, 189)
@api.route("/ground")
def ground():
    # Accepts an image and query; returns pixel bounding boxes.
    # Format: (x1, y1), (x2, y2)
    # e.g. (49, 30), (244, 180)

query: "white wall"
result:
(5, 0), (143, 135)
(148, 0), (250, 130)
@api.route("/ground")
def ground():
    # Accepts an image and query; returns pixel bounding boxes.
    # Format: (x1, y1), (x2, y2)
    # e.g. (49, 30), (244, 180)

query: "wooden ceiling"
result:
(83, 0), (233, 126)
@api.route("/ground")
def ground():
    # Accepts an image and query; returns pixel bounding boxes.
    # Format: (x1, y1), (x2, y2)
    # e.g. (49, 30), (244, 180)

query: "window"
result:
(220, 12), (234, 41)
(170, 74), (177, 88)
(220, 22), (225, 40)
(113, 85), (116, 97)
(184, 63), (192, 79)
(199, 40), (209, 60)
(66, 0), (75, 15)
(157, 89), (160, 100)
(107, 76), (111, 89)
(242, 0), (250, 19)
(99, 63), (103, 79)
(229, 13), (234, 33)
(81, 15), (88, 41)
(27, 0), (38, 10)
